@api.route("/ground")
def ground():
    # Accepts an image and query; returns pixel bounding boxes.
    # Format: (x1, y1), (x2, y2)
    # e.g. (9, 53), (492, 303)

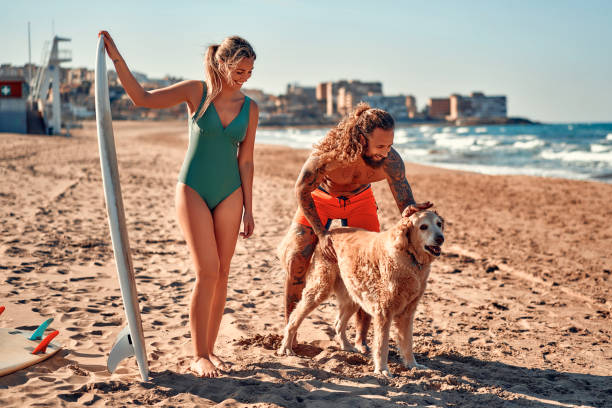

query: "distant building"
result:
(243, 88), (279, 118)
(448, 92), (507, 121)
(336, 86), (353, 117)
(405, 95), (418, 118)
(259, 83), (322, 125)
(328, 80), (382, 116)
(427, 97), (451, 120)
(286, 83), (316, 101)
(0, 76), (28, 133)
(315, 82), (329, 115)
(363, 95), (409, 121)
(1, 64), (26, 78)
(324, 81), (342, 116)
(65, 67), (94, 85)
(316, 82), (328, 101)
(283, 84), (318, 115)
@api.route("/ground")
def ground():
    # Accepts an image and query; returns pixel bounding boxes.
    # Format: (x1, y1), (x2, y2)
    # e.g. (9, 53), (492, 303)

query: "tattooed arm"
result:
(384, 148), (434, 215)
(295, 155), (327, 235)
(384, 148), (417, 212)
(295, 155), (336, 260)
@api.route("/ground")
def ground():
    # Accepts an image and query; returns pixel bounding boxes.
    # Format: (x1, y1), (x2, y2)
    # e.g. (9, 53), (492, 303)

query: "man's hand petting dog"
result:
(404, 201), (433, 217)
(319, 231), (337, 262)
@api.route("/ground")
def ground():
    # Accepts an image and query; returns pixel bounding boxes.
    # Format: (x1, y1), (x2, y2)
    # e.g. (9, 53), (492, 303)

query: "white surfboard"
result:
(0, 328), (62, 377)
(0, 314), (62, 377)
(95, 35), (149, 381)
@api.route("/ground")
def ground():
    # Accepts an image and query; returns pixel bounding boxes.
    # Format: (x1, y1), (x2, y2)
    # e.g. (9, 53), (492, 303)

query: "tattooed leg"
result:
(283, 223), (318, 325)
(285, 263), (307, 322)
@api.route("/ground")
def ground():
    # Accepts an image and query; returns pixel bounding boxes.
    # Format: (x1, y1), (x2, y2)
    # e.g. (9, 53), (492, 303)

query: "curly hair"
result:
(313, 102), (394, 166)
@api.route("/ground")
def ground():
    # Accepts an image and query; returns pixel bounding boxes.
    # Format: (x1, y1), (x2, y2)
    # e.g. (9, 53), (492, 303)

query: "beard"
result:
(362, 152), (386, 168)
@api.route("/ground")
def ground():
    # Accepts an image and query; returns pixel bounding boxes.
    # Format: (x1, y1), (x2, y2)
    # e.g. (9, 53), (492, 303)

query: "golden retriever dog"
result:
(277, 204), (445, 377)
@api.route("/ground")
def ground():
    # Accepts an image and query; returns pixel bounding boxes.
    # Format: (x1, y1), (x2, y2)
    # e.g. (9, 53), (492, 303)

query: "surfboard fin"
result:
(107, 325), (135, 374)
(29, 318), (54, 340)
(32, 330), (59, 354)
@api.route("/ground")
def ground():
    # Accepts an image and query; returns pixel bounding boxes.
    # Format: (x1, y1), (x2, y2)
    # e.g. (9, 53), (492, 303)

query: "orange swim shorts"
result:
(295, 185), (380, 232)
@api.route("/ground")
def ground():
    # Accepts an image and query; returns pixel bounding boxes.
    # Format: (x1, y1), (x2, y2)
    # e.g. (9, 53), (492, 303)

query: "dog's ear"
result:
(393, 219), (413, 251)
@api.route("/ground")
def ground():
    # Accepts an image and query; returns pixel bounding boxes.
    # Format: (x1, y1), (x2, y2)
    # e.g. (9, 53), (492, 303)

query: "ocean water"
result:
(256, 123), (612, 183)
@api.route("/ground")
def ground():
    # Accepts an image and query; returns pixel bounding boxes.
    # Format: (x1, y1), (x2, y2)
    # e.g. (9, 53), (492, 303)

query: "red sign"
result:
(0, 81), (23, 98)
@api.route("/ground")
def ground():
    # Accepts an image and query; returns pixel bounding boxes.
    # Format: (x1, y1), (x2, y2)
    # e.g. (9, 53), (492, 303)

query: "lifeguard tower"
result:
(29, 36), (71, 135)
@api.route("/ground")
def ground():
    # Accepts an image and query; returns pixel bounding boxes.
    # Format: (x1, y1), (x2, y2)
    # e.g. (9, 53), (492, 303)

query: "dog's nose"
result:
(435, 235), (444, 245)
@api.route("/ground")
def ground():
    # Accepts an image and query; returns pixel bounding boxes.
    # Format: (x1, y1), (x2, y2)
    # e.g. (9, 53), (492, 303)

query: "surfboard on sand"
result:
(0, 315), (62, 377)
(95, 34), (149, 382)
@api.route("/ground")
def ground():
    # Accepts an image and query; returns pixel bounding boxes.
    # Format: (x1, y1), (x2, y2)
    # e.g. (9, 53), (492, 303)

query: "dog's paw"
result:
(404, 360), (429, 370)
(335, 336), (358, 352)
(276, 346), (295, 357)
(354, 342), (370, 354)
(340, 344), (359, 353)
(374, 368), (394, 378)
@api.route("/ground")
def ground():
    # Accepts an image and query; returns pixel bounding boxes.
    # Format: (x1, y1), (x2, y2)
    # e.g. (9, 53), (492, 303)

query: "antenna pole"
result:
(27, 22), (32, 83)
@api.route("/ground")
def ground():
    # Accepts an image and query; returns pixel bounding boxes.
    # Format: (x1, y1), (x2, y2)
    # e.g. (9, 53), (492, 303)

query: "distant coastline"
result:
(258, 116), (539, 130)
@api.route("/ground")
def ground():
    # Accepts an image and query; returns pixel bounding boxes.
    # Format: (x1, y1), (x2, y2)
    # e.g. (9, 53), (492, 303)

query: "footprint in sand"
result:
(70, 333), (88, 340)
(92, 320), (122, 327)
(69, 276), (95, 282)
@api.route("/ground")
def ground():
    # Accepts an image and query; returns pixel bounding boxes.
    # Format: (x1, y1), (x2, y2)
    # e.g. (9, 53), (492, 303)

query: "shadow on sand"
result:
(141, 352), (611, 407)
(2, 348), (609, 407)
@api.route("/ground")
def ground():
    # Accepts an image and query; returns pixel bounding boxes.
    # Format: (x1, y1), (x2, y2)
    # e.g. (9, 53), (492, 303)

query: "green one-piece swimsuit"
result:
(178, 82), (251, 210)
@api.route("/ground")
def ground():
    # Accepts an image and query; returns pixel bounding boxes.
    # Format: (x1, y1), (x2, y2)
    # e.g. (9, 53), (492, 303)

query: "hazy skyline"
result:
(4, 1), (611, 123)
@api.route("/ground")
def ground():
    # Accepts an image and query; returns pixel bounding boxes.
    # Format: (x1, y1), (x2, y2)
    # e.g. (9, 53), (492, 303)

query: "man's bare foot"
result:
(190, 357), (219, 378)
(209, 353), (230, 371)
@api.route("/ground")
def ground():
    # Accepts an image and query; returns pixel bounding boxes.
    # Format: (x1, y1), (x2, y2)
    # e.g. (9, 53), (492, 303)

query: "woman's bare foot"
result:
(209, 353), (230, 371)
(190, 357), (219, 378)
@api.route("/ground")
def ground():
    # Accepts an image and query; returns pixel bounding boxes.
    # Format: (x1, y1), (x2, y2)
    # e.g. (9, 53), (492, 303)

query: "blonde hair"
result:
(313, 102), (395, 166)
(197, 36), (256, 120)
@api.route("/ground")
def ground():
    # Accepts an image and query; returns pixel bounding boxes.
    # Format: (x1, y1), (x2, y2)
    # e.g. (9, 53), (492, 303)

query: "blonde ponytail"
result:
(198, 44), (222, 120)
(195, 36), (256, 120)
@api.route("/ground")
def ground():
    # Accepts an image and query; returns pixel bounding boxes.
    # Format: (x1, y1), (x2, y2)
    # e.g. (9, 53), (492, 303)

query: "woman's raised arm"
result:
(98, 31), (201, 113)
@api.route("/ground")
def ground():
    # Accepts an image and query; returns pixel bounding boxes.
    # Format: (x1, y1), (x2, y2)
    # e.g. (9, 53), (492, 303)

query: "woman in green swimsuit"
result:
(100, 31), (258, 378)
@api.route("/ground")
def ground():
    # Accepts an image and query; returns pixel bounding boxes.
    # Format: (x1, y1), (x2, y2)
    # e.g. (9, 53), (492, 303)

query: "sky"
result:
(3, 0), (611, 123)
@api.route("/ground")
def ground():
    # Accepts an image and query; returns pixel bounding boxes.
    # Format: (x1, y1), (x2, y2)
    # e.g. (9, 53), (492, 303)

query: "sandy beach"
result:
(0, 120), (610, 407)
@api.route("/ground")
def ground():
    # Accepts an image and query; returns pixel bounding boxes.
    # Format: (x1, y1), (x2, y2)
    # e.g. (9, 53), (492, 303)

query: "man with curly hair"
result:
(280, 102), (430, 352)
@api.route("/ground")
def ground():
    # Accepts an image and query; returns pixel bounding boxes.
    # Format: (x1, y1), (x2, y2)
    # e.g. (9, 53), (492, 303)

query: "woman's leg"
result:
(175, 183), (220, 377)
(207, 187), (244, 369)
